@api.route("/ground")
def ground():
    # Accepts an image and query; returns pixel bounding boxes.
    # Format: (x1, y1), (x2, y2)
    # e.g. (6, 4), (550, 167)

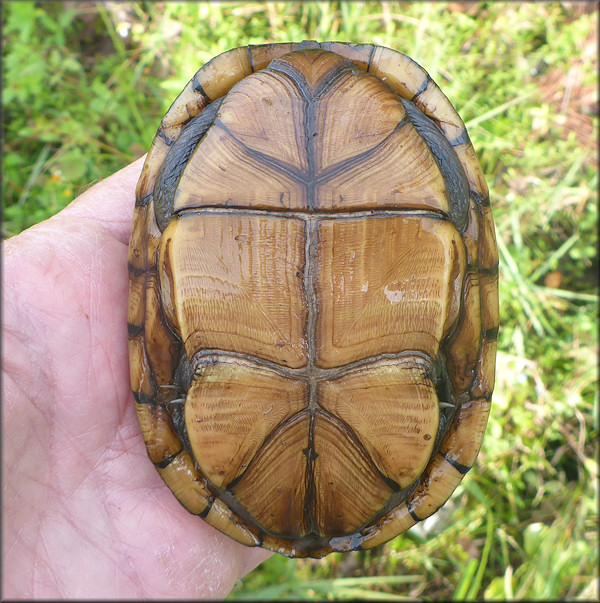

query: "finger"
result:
(60, 156), (146, 246)
(238, 547), (273, 581)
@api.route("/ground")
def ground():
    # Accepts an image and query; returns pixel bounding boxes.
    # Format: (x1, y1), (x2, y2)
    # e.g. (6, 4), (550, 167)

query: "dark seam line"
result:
(450, 130), (470, 146)
(213, 66), (404, 190)
(226, 405), (305, 492)
(411, 74), (430, 100)
(127, 322), (143, 337)
(304, 411), (317, 534)
(136, 192), (153, 207)
(127, 262), (145, 277)
(198, 496), (214, 518)
(157, 128), (174, 146)
(442, 454), (471, 475)
(192, 72), (212, 104)
(173, 207), (451, 221)
(469, 388), (493, 402)
(401, 97), (470, 233)
(247, 45), (255, 72)
(306, 82), (316, 210)
(470, 190), (491, 206)
(324, 407), (402, 493)
(311, 66), (357, 102)
(269, 57), (354, 102)
(154, 450), (181, 469)
(483, 326), (499, 340)
(265, 66), (311, 103)
(408, 507), (421, 522)
(132, 391), (154, 404)
(189, 349), (435, 381)
(478, 265), (499, 276)
(213, 119), (307, 185)
(314, 116), (410, 184)
(367, 44), (376, 71)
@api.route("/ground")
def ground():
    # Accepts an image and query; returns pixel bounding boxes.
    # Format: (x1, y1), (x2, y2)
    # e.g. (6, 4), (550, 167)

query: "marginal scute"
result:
(127, 266), (146, 330)
(193, 46), (253, 101)
(480, 271), (500, 332)
(445, 270), (482, 394)
(160, 79), (209, 142)
(136, 136), (171, 200)
(470, 338), (497, 399)
(453, 140), (490, 200)
(204, 497), (261, 547)
(145, 210), (162, 271)
(319, 41), (374, 71)
(143, 273), (180, 388)
(128, 336), (156, 401)
(478, 205), (500, 271)
(358, 505), (417, 550)
(248, 43), (299, 71)
(413, 80), (466, 142)
(368, 46), (429, 100)
(462, 203), (480, 266)
(439, 398), (492, 468)
(406, 455), (464, 519)
(134, 402), (182, 464)
(129, 42), (497, 559)
(156, 450), (212, 516)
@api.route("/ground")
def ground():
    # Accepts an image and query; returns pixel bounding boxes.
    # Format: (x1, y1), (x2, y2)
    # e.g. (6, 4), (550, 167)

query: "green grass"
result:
(3, 1), (597, 600)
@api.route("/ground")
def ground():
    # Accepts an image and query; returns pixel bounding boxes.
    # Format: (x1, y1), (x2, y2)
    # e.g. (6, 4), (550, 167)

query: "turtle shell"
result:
(127, 41), (498, 558)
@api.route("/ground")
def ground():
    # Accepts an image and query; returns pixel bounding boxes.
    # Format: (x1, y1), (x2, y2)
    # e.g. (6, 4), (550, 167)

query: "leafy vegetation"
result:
(3, 1), (597, 600)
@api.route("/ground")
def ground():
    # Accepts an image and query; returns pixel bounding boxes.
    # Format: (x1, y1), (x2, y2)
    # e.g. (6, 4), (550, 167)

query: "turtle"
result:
(127, 41), (498, 559)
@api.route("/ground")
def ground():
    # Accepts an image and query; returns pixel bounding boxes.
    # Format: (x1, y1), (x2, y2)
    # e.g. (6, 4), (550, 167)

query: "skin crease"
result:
(2, 156), (272, 599)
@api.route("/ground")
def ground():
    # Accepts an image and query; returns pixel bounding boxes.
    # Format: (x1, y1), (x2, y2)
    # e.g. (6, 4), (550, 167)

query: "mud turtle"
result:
(127, 41), (498, 558)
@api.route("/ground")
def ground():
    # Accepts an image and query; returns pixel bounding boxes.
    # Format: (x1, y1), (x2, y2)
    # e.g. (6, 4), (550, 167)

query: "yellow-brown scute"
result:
(171, 48), (453, 214)
(316, 216), (466, 367)
(158, 212), (308, 368)
(184, 354), (441, 538)
(318, 358), (439, 489)
(162, 208), (464, 537)
(185, 361), (307, 489)
(129, 42), (497, 557)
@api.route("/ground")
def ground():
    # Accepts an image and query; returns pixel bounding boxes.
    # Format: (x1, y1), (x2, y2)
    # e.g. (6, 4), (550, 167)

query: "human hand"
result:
(2, 157), (271, 599)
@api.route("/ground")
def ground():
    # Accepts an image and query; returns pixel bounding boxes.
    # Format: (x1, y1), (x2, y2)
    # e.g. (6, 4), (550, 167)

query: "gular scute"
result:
(128, 43), (498, 558)
(217, 71), (309, 175)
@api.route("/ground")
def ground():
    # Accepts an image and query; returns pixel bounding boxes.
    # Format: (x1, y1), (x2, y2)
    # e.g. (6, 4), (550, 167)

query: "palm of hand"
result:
(2, 159), (270, 599)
